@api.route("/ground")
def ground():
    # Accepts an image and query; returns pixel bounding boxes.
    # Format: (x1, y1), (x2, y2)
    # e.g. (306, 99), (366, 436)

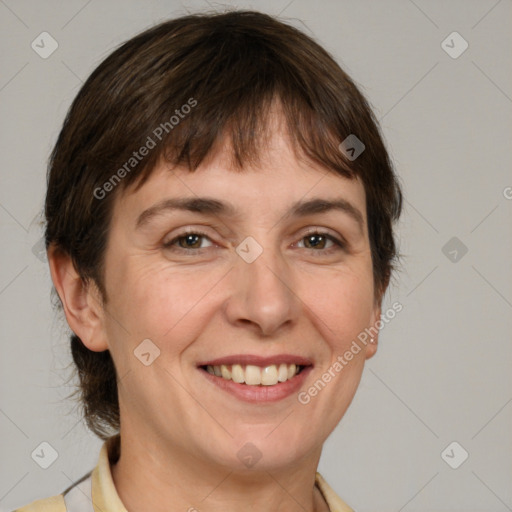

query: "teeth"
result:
(205, 363), (302, 386)
(220, 364), (231, 380)
(231, 364), (245, 383)
(245, 365), (262, 385)
(261, 365), (278, 386)
(278, 363), (288, 382)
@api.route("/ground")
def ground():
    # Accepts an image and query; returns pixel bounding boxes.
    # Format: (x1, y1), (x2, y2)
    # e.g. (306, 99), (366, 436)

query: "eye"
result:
(162, 228), (346, 255)
(296, 230), (346, 253)
(163, 230), (214, 251)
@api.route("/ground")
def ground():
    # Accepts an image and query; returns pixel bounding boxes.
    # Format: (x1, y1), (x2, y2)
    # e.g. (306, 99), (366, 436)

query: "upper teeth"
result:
(205, 363), (301, 386)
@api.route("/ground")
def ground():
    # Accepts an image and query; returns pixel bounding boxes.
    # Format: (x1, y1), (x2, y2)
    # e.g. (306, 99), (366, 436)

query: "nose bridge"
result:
(227, 238), (300, 335)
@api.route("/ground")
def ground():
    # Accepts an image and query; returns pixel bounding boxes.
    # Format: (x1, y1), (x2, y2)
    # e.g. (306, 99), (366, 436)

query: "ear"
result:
(47, 245), (109, 352)
(364, 300), (381, 360)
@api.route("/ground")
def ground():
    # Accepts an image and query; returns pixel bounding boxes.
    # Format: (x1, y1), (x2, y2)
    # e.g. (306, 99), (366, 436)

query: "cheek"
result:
(106, 258), (223, 342)
(299, 272), (373, 423)
(303, 267), (375, 347)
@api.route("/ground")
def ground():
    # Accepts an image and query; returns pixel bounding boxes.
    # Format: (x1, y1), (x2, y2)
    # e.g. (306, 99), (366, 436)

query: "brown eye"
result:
(177, 234), (203, 249)
(297, 232), (345, 252)
(163, 231), (213, 251)
(303, 233), (329, 249)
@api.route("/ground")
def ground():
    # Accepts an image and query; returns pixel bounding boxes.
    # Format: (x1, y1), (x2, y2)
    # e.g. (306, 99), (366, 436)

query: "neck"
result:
(110, 428), (329, 512)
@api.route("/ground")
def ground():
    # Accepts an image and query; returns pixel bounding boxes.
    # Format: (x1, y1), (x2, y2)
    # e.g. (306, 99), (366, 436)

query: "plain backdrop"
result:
(1, 1), (511, 511)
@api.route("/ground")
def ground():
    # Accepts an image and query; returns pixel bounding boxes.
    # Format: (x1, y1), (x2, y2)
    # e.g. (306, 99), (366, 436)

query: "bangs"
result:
(130, 93), (357, 192)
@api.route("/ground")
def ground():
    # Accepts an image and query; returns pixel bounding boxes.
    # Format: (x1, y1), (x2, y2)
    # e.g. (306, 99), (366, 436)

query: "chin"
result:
(205, 425), (317, 472)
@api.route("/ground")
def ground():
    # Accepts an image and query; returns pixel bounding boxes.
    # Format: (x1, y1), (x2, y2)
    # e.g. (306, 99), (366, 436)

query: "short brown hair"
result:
(45, 9), (403, 440)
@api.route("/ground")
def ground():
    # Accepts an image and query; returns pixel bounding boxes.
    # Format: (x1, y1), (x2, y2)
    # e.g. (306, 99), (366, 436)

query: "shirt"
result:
(14, 435), (354, 512)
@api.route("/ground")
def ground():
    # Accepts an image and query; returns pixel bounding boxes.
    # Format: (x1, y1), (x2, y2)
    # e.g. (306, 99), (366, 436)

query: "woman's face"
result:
(95, 126), (381, 471)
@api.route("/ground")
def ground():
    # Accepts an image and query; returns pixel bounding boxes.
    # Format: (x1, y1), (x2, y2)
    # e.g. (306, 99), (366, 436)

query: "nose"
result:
(223, 244), (301, 337)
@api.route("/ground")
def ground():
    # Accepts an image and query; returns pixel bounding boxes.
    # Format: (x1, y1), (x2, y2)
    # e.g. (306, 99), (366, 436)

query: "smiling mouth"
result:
(200, 363), (306, 386)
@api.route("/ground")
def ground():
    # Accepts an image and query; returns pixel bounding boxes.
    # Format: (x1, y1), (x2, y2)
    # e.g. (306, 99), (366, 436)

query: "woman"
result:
(17, 9), (402, 512)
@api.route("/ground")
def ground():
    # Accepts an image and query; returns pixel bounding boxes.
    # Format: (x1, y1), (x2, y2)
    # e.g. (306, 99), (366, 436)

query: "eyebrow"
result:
(135, 196), (365, 233)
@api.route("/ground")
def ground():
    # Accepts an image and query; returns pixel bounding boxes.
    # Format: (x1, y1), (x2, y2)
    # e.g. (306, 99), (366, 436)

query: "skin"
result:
(49, 116), (383, 512)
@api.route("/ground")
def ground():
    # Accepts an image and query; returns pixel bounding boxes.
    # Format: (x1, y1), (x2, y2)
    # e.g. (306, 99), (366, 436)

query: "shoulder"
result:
(12, 437), (113, 512)
(12, 494), (66, 512)
(13, 468), (94, 512)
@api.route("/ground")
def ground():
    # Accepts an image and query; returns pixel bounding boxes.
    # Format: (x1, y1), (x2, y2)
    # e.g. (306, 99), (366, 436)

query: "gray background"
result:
(1, 0), (511, 511)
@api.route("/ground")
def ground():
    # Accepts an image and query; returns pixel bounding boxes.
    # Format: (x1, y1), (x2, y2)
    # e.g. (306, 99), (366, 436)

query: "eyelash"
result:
(162, 228), (346, 255)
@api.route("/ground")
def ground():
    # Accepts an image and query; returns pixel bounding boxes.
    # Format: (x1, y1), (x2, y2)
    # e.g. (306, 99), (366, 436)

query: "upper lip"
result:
(197, 354), (313, 367)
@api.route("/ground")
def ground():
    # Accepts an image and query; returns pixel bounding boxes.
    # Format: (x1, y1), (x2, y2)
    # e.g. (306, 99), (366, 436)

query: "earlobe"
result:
(365, 303), (381, 360)
(47, 245), (109, 352)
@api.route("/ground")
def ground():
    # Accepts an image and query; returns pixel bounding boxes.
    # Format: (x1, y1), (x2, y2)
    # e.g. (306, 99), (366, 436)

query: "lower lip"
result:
(199, 366), (313, 403)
